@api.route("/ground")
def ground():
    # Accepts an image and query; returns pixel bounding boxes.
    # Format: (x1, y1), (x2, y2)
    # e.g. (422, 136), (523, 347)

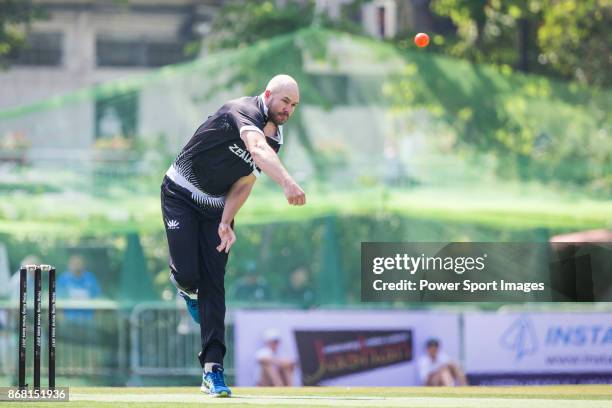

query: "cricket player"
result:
(161, 74), (305, 397)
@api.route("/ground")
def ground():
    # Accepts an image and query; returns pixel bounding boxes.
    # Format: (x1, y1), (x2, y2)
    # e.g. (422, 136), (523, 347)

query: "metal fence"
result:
(131, 301), (205, 376)
(0, 300), (125, 383)
(0, 300), (236, 386)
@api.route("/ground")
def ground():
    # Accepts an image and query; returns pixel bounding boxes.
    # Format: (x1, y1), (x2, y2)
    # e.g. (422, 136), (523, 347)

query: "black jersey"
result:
(167, 95), (282, 208)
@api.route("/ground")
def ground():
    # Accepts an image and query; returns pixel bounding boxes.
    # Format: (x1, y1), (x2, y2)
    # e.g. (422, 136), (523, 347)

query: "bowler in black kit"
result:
(161, 74), (305, 397)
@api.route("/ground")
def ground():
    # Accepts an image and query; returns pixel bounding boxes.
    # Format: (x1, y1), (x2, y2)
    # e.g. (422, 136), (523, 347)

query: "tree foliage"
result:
(206, 0), (316, 51)
(430, 0), (611, 87)
(537, 0), (611, 87)
(0, 0), (41, 67)
(385, 44), (611, 193)
(206, 0), (366, 51)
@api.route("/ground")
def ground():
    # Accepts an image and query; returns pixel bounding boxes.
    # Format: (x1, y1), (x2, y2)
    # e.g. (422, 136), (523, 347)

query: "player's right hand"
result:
(217, 222), (236, 253)
(283, 181), (306, 206)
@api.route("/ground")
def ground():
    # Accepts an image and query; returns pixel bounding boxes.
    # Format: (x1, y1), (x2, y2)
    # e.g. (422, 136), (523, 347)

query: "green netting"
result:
(0, 28), (609, 200)
(0, 28), (610, 304)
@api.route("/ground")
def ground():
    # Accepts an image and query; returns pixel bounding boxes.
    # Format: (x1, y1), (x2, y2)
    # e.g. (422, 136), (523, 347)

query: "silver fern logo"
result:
(166, 219), (180, 230)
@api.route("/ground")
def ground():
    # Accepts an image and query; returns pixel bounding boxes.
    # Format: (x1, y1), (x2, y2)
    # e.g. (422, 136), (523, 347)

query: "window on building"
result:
(147, 42), (187, 68)
(96, 37), (190, 68)
(8, 32), (63, 66)
(96, 39), (145, 68)
(377, 6), (386, 38)
(95, 92), (139, 140)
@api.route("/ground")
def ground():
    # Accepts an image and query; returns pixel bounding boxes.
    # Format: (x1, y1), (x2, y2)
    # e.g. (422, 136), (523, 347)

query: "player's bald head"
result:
(263, 74), (300, 125)
(265, 74), (299, 96)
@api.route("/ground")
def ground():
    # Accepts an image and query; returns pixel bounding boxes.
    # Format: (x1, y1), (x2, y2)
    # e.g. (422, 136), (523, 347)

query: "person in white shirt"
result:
(255, 328), (296, 386)
(417, 338), (467, 386)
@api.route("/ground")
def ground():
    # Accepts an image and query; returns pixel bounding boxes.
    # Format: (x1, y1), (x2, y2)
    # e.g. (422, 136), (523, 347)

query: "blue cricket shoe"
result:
(201, 366), (232, 397)
(178, 290), (200, 324)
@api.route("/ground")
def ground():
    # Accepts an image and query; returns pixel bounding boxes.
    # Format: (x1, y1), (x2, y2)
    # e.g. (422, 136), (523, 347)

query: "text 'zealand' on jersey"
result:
(228, 143), (257, 172)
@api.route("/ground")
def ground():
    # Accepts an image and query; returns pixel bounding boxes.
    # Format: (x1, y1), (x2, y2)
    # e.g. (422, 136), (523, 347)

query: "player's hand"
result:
(217, 222), (236, 253)
(283, 180), (306, 206)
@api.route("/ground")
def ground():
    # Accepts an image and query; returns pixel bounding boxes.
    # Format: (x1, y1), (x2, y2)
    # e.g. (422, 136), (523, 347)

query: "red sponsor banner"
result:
(294, 330), (412, 385)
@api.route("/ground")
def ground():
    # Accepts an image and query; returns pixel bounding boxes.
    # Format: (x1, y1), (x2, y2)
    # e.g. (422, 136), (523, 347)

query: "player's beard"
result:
(269, 111), (289, 125)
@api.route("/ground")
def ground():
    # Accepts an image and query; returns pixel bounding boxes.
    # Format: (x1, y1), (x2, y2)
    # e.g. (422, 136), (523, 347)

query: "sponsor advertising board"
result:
(464, 312), (612, 385)
(234, 310), (460, 386)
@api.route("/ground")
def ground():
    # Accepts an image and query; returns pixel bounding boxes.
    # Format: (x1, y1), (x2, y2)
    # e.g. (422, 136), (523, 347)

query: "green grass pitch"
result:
(4, 385), (612, 408)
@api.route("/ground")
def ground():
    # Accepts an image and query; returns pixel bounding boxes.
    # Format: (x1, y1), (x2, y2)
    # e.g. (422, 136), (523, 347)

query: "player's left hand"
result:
(217, 222), (236, 253)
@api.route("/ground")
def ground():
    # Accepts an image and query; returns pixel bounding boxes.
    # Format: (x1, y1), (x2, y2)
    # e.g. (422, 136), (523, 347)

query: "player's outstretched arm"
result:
(241, 130), (306, 206)
(217, 174), (256, 253)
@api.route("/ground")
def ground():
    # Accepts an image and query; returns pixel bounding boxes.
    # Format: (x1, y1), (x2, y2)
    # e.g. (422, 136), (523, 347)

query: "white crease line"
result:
(70, 394), (612, 408)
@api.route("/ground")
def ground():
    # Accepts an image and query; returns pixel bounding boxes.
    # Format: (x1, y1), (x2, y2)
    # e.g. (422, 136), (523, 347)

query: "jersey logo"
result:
(229, 143), (257, 171)
(166, 219), (180, 230)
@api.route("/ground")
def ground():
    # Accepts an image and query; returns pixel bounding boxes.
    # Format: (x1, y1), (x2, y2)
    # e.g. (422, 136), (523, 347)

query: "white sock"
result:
(204, 363), (221, 373)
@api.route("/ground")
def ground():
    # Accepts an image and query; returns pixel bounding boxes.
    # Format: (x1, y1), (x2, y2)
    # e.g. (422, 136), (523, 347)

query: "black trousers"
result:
(160, 177), (228, 365)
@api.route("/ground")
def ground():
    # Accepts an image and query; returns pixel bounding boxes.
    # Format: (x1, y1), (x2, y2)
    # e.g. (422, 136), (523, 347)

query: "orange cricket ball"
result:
(414, 33), (430, 48)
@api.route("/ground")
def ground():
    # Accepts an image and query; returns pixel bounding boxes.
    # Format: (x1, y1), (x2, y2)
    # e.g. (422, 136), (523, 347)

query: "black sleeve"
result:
(225, 101), (266, 137)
